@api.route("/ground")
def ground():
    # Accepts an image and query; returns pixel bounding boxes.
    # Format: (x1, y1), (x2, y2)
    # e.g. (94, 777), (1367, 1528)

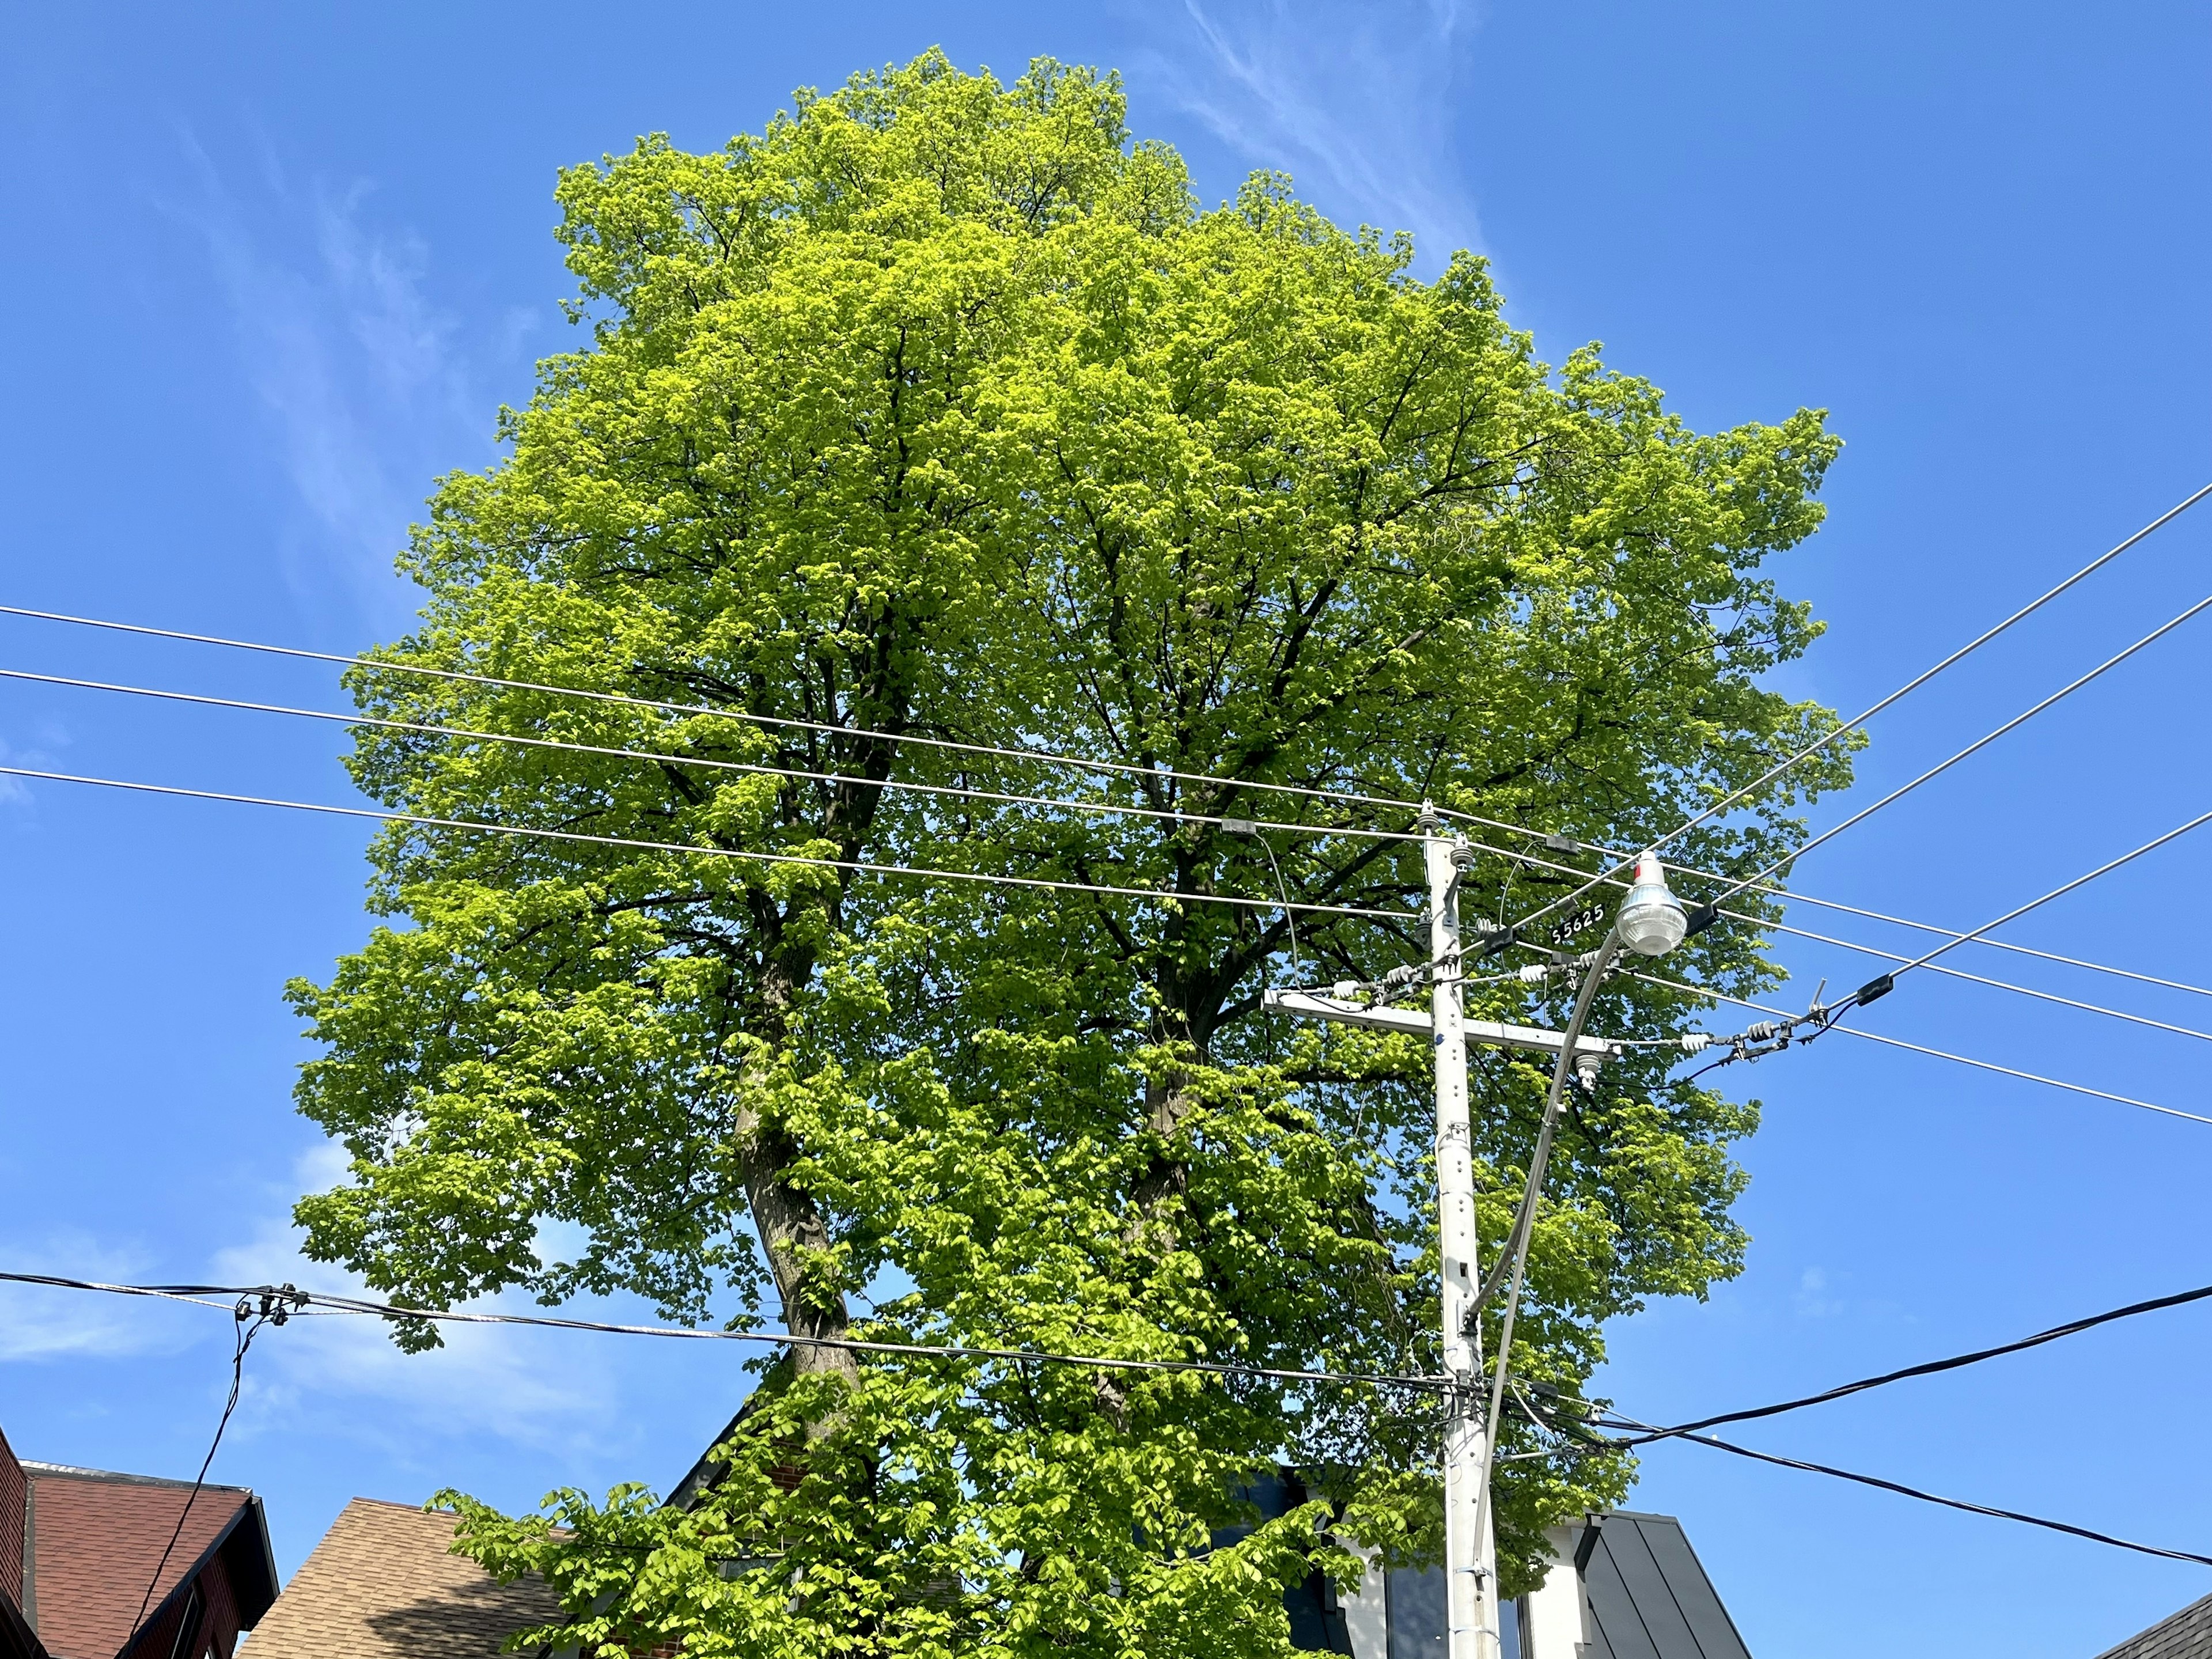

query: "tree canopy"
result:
(289, 50), (1851, 1658)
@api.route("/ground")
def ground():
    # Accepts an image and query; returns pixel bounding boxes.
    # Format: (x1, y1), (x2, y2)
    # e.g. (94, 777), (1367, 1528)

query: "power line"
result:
(1502, 480), (2212, 935)
(0, 665), (1418, 846)
(0, 1270), (1450, 1395)
(0, 763), (1416, 921)
(1889, 808), (2212, 981)
(122, 1290), (298, 1649)
(1702, 589), (2212, 911)
(1596, 1418), (2212, 1570)
(1621, 969), (2212, 1127)
(1484, 825), (2212, 1004)
(23, 604), (2196, 1009)
(0, 603), (1441, 825)
(1696, 879), (2212, 1003)
(1604, 1279), (2212, 1446)
(92, 650), (2194, 1032)
(1465, 835), (2212, 1044)
(23, 607), (2211, 1024)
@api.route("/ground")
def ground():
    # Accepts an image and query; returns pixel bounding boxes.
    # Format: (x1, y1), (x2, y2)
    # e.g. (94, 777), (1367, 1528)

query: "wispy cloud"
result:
(208, 1148), (624, 1460)
(1137, 0), (1484, 264)
(0, 1233), (192, 1361)
(1794, 1265), (1845, 1319)
(0, 723), (67, 808)
(157, 135), (537, 621)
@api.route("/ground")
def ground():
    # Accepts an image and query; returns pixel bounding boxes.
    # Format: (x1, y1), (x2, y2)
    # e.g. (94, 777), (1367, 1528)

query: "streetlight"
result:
(1467, 847), (1692, 1658)
(1262, 826), (1700, 1659)
(1616, 849), (1690, 957)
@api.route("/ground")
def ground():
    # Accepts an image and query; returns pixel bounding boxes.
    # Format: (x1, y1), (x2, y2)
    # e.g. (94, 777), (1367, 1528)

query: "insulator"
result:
(1516, 964), (1551, 983)
(1679, 1032), (1714, 1054)
(1743, 1021), (1779, 1042)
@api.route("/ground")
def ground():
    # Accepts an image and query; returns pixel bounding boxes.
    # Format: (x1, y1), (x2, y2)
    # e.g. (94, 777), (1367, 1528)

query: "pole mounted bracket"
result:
(1262, 988), (1619, 1063)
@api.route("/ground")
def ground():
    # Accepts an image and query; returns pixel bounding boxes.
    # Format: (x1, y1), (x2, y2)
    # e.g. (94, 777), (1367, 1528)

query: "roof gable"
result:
(2094, 1590), (2212, 1659)
(248, 1499), (560, 1659)
(21, 1464), (257, 1659)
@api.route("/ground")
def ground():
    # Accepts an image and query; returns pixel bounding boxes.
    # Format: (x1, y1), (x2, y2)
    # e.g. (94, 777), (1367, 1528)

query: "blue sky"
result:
(1, 3), (2208, 1653)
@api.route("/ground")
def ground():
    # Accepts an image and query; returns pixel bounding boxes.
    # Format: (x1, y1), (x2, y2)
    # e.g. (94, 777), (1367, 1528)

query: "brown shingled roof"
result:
(247, 1499), (561, 1659)
(20, 1463), (254, 1659)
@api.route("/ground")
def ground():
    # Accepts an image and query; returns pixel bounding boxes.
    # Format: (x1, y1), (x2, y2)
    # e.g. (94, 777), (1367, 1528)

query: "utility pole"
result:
(1422, 811), (1502, 1659)
(1262, 805), (1641, 1659)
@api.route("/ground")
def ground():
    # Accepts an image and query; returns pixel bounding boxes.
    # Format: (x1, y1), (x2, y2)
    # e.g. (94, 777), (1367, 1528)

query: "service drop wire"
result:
(1607, 1279), (2212, 1447)
(1500, 479), (2212, 938)
(122, 1289), (301, 1648)
(0, 1271), (1451, 1395)
(1556, 1408), (2212, 1570)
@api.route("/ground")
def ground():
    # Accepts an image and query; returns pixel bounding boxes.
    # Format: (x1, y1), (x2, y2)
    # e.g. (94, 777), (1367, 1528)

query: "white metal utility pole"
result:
(1266, 819), (1687, 1659)
(1422, 812), (1502, 1659)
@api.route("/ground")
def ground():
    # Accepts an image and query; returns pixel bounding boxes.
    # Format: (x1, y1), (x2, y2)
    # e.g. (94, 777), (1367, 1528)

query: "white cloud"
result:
(207, 1147), (624, 1459)
(1794, 1265), (1844, 1319)
(157, 134), (535, 615)
(0, 1233), (195, 1361)
(1137, 0), (1485, 264)
(0, 721), (71, 809)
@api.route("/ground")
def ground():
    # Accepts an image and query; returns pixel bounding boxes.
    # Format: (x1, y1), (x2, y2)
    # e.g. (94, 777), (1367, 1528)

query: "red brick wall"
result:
(0, 1429), (22, 1609)
(120, 1555), (240, 1659)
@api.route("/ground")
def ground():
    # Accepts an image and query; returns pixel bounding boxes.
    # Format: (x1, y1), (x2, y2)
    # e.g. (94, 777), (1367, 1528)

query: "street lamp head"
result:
(1617, 849), (1688, 956)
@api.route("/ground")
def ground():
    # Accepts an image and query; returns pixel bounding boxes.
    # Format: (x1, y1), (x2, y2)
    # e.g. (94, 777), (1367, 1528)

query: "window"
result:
(167, 1582), (206, 1659)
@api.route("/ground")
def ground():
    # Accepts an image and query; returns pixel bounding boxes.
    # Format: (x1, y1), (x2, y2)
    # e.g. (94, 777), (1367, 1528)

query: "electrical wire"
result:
(0, 1270), (1449, 1394)
(121, 1291), (299, 1648)
(1464, 834), (2212, 1043)
(0, 604), (1444, 824)
(1621, 970), (2212, 1127)
(1486, 831), (2212, 1005)
(19, 608), (2205, 1010)
(0, 665), (1420, 847)
(1500, 479), (2212, 935)
(1889, 807), (2212, 980)
(1590, 1416), (2212, 1570)
(21, 609), (2212, 1021)
(1602, 1280), (2212, 1446)
(0, 763), (1416, 922)
(1700, 589), (2212, 911)
(57, 667), (2200, 1047)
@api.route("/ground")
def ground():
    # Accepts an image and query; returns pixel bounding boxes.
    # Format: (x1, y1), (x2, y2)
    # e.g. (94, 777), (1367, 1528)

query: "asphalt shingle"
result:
(247, 1498), (560, 1659)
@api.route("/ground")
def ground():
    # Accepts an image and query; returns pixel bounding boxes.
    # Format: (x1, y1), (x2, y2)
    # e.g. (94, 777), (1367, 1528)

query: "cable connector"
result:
(1471, 923), (1519, 961)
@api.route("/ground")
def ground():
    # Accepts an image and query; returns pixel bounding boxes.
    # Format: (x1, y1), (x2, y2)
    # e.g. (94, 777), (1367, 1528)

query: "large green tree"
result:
(290, 52), (1851, 1657)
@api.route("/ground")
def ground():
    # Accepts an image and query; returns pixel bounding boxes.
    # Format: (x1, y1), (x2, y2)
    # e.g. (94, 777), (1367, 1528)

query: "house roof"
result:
(1571, 1509), (1754, 1659)
(247, 1498), (561, 1659)
(17, 1461), (275, 1659)
(2094, 1590), (2212, 1659)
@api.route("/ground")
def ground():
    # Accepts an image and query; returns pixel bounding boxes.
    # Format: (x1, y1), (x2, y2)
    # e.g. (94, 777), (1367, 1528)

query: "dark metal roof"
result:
(2094, 1590), (2212, 1659)
(1571, 1511), (1752, 1659)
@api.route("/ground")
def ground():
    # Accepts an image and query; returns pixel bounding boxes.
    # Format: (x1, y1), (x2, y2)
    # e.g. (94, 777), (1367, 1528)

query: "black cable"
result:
(1606, 1279), (2212, 1447)
(122, 1291), (300, 1646)
(0, 1271), (1450, 1395)
(1620, 1422), (2212, 1569)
